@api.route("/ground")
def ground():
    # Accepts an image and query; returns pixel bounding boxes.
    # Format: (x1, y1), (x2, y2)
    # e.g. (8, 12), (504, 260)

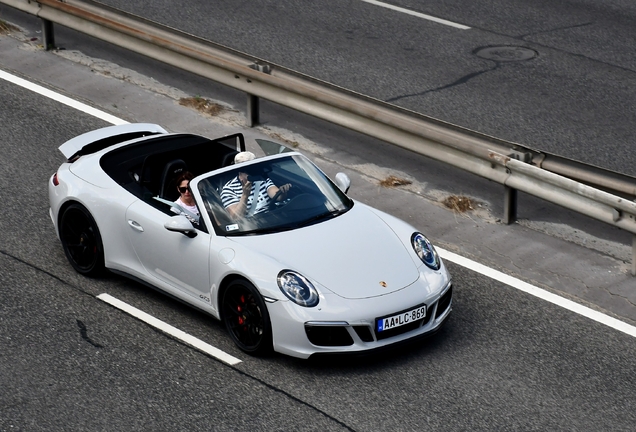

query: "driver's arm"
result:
(226, 198), (248, 219)
(268, 183), (291, 201)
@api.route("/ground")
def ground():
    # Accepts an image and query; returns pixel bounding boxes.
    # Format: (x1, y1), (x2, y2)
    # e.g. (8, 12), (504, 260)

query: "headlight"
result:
(277, 270), (319, 307)
(411, 232), (441, 270)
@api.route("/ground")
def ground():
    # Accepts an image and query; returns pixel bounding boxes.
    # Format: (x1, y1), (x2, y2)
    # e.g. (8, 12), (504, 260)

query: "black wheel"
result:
(59, 203), (105, 277)
(222, 280), (272, 355)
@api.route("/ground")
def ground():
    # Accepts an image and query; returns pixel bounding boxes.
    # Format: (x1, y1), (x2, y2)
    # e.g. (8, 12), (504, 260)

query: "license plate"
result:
(376, 304), (426, 332)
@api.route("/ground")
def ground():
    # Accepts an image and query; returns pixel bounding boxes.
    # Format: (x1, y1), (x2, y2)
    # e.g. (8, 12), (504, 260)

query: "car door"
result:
(125, 200), (212, 305)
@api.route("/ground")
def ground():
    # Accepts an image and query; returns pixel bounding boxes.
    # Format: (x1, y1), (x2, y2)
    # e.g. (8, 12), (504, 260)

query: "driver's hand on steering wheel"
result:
(279, 183), (292, 195)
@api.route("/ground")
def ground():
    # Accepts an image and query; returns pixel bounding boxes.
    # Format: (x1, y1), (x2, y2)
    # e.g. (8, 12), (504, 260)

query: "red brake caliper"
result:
(237, 294), (245, 326)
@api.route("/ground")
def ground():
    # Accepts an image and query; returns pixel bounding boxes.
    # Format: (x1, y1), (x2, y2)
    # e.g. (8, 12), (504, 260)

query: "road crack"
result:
(517, 21), (594, 39)
(386, 66), (498, 103)
(76, 319), (104, 348)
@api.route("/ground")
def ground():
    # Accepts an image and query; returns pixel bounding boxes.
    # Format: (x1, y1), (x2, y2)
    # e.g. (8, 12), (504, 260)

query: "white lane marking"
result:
(2, 70), (633, 342)
(0, 68), (127, 125)
(97, 293), (242, 365)
(360, 0), (470, 30)
(438, 248), (636, 338)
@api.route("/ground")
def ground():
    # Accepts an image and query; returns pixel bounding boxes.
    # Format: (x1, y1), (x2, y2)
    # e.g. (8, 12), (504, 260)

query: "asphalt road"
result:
(87, 0), (636, 176)
(1, 31), (636, 430)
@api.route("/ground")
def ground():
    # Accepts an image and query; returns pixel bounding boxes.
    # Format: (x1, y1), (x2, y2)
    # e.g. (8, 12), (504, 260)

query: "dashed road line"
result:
(97, 293), (242, 365)
(359, 0), (470, 30)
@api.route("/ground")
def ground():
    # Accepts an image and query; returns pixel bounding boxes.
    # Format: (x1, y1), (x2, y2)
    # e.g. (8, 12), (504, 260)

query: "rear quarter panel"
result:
(50, 160), (144, 276)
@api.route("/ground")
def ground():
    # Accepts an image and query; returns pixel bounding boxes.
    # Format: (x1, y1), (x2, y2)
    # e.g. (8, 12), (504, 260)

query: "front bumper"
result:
(268, 277), (453, 359)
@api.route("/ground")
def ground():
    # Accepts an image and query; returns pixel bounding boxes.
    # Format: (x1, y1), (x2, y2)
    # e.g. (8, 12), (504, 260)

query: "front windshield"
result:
(197, 154), (353, 235)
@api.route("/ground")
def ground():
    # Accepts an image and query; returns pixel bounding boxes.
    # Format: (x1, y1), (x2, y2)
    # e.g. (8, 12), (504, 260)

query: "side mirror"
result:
(335, 172), (351, 194)
(164, 215), (197, 238)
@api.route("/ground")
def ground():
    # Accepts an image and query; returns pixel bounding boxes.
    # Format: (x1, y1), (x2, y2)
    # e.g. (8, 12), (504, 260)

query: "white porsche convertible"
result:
(49, 123), (452, 359)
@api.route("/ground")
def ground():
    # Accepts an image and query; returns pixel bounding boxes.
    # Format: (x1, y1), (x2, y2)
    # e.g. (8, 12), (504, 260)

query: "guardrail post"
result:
(503, 186), (518, 224)
(41, 18), (55, 51)
(632, 236), (635, 276)
(247, 94), (259, 127)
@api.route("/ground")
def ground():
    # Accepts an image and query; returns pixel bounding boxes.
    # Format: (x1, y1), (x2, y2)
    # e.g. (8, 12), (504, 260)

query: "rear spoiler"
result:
(59, 123), (168, 160)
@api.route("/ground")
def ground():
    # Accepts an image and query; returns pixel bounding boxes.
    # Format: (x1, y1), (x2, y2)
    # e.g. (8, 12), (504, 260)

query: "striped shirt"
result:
(221, 176), (275, 215)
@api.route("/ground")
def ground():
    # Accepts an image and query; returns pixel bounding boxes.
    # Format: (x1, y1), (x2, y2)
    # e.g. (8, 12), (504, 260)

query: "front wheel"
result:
(59, 203), (105, 277)
(222, 280), (273, 355)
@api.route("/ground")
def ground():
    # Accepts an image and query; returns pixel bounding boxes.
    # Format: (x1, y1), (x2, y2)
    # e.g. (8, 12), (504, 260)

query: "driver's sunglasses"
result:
(178, 186), (189, 194)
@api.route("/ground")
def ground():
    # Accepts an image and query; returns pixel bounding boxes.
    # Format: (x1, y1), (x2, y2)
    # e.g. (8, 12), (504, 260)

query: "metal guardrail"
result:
(2, 0), (636, 273)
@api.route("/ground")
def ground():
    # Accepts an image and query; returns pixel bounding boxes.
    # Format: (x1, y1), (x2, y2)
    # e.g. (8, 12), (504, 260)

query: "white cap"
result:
(234, 151), (256, 164)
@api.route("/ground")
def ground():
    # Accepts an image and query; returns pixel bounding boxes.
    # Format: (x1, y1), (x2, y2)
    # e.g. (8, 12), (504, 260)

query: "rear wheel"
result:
(59, 203), (105, 277)
(222, 280), (272, 355)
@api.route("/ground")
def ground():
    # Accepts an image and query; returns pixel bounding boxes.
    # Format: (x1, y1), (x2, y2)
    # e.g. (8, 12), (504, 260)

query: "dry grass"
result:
(0, 20), (18, 34)
(179, 97), (224, 116)
(442, 195), (474, 213)
(266, 132), (300, 148)
(379, 175), (412, 188)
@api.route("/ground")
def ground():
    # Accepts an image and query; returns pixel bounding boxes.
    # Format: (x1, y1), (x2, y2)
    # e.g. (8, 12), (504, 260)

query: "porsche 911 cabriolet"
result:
(49, 123), (452, 359)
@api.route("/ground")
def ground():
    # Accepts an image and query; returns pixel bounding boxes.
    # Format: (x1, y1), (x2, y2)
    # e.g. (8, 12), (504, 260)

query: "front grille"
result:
(353, 325), (374, 342)
(435, 285), (452, 318)
(306, 286), (452, 347)
(305, 325), (354, 347)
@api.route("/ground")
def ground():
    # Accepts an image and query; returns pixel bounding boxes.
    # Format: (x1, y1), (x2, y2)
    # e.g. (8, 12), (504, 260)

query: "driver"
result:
(221, 151), (291, 219)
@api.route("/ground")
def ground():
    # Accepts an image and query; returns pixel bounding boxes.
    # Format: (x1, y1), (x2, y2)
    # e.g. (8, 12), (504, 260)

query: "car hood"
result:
(229, 204), (420, 299)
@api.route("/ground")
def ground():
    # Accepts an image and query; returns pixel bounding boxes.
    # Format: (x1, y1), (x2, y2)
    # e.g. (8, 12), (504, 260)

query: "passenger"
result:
(173, 171), (199, 222)
(221, 151), (291, 219)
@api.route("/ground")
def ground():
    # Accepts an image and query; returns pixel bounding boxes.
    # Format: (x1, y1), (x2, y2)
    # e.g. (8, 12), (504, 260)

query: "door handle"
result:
(127, 219), (144, 232)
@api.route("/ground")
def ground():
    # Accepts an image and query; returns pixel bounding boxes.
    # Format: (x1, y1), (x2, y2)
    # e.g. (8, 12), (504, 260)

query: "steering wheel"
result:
(271, 189), (284, 203)
(269, 186), (290, 210)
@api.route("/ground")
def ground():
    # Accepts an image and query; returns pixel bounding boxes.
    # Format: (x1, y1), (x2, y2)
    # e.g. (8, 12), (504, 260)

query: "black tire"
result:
(222, 280), (273, 355)
(59, 203), (105, 277)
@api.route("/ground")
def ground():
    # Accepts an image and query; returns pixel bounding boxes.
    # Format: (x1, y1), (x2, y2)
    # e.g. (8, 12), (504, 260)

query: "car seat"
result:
(159, 158), (187, 201)
(220, 150), (239, 168)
